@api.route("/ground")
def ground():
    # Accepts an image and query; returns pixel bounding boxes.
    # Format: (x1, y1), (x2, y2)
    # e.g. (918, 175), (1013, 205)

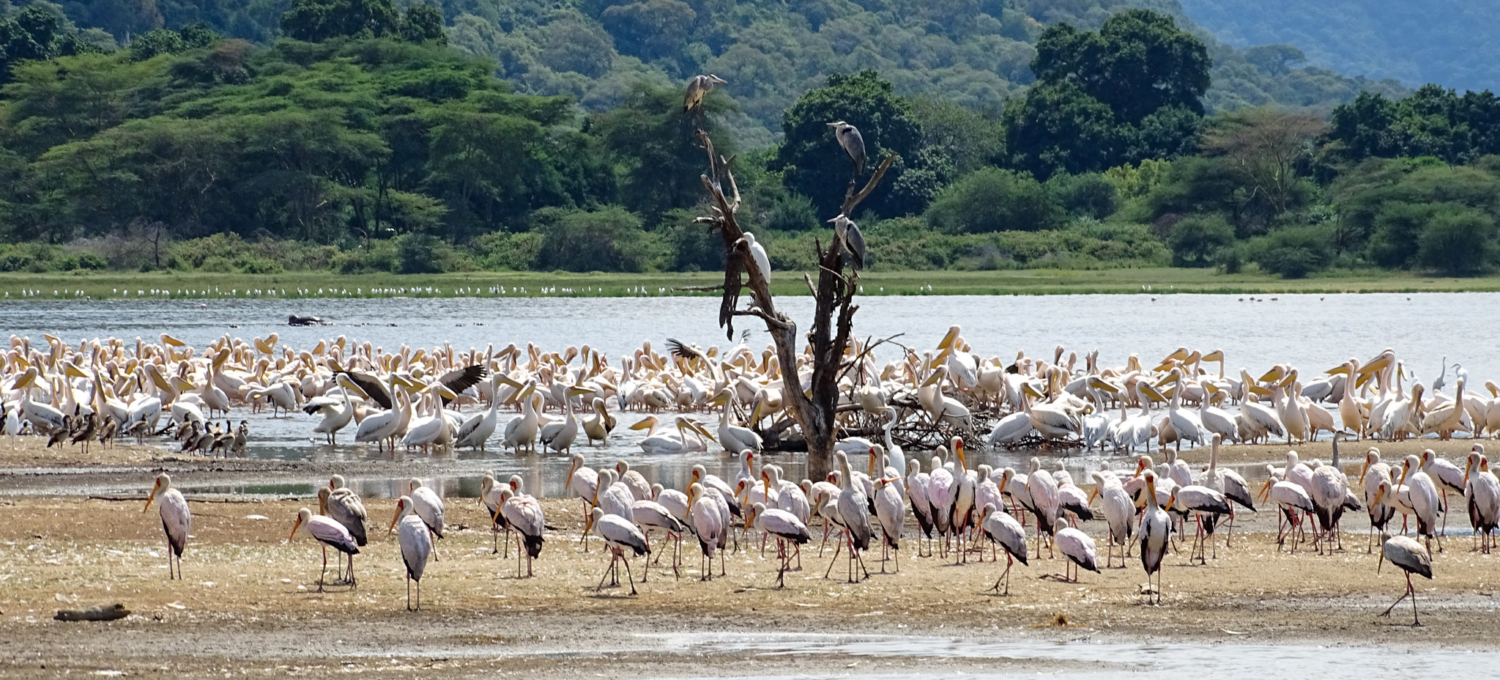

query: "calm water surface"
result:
(4, 293), (1494, 499)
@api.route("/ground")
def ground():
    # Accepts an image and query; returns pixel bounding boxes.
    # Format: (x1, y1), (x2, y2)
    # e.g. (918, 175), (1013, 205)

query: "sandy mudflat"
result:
(3, 436), (1499, 678)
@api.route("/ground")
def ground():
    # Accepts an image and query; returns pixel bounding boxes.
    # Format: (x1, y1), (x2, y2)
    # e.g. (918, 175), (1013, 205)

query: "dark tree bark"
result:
(694, 129), (894, 477)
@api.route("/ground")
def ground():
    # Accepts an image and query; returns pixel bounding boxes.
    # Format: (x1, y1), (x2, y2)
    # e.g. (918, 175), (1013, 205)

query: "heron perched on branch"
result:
(684, 74), (727, 112)
(829, 214), (866, 270)
(827, 120), (865, 176)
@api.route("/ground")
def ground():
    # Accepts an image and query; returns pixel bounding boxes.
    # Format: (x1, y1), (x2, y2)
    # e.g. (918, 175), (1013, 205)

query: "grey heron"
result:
(143, 473), (191, 580)
(683, 74), (727, 112)
(828, 214), (866, 270)
(826, 120), (865, 176)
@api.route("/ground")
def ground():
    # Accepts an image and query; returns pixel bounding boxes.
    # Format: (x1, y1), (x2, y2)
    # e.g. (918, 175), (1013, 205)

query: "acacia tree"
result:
(695, 127), (893, 476)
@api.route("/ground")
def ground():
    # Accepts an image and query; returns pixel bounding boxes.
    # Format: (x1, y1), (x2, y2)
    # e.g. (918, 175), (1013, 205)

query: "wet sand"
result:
(4, 437), (1500, 678)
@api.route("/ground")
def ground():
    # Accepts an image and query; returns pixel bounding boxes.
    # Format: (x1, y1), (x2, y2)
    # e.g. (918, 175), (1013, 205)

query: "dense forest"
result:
(0, 0), (1497, 279)
(1181, 0), (1500, 95)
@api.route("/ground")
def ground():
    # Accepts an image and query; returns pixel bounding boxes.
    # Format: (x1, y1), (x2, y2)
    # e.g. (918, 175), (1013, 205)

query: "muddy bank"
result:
(3, 494), (1498, 678)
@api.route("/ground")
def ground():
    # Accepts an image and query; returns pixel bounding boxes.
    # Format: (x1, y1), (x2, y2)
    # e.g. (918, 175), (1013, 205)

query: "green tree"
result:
(1167, 213), (1233, 267)
(592, 83), (734, 222)
(1418, 208), (1495, 276)
(280, 0), (400, 42)
(128, 28), (185, 61)
(533, 205), (659, 272)
(771, 70), (932, 218)
(1250, 223), (1335, 278)
(400, 5), (447, 45)
(924, 167), (1063, 233)
(1031, 9), (1210, 124)
(0, 3), (89, 83)
(1004, 81), (1118, 179)
(600, 0), (695, 63)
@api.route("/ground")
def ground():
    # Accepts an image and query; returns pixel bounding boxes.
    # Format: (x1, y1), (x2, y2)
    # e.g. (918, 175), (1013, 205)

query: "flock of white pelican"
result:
(5, 329), (1500, 623)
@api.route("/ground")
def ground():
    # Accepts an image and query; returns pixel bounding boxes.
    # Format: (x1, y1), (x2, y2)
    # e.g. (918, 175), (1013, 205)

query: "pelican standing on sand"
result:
(144, 473), (191, 580)
(389, 496), (433, 611)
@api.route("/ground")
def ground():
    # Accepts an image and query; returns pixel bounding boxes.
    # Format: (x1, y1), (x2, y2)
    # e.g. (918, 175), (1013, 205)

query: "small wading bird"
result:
(683, 74), (727, 112)
(389, 496), (433, 611)
(143, 473), (191, 580)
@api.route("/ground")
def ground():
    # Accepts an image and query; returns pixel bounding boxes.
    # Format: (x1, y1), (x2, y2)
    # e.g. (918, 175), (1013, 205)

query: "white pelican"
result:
(389, 496), (433, 611)
(711, 390), (762, 454)
(454, 378), (505, 451)
(289, 507), (359, 591)
(493, 487), (544, 578)
(747, 501), (810, 587)
(979, 504), (1027, 593)
(302, 375), (357, 444)
(143, 473), (191, 580)
(402, 385), (457, 452)
(631, 415), (714, 454)
(591, 507), (648, 595)
(1053, 527), (1099, 583)
(354, 392), (410, 452)
(872, 475), (905, 573)
(540, 387), (591, 454)
(1377, 532), (1432, 626)
(1139, 471), (1171, 605)
(686, 483), (724, 580)
(581, 398), (615, 445)
(502, 386), (541, 454)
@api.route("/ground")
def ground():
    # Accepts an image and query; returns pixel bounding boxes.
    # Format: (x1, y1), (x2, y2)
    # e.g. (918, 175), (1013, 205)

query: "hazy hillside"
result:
(31, 0), (1407, 145)
(1180, 0), (1500, 94)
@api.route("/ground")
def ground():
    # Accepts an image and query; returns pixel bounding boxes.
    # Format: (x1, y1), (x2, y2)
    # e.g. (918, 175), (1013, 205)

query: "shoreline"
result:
(8, 269), (1500, 299)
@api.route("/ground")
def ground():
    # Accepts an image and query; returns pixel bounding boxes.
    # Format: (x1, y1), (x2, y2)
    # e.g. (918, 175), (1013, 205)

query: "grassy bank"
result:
(6, 268), (1500, 300)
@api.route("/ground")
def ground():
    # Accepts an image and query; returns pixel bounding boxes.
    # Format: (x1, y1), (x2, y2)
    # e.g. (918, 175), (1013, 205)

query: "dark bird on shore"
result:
(827, 120), (866, 177)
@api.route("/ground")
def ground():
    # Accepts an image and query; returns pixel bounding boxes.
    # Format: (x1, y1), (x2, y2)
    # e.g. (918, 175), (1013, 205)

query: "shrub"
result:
(1250, 224), (1335, 278)
(1168, 214), (1234, 267)
(396, 233), (448, 274)
(1046, 172), (1121, 219)
(533, 206), (661, 272)
(1417, 208), (1495, 276)
(925, 168), (1065, 233)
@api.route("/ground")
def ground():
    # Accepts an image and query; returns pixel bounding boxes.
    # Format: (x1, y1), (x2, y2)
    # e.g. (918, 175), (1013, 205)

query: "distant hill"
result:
(1179, 0), (1500, 94)
(36, 0), (1407, 145)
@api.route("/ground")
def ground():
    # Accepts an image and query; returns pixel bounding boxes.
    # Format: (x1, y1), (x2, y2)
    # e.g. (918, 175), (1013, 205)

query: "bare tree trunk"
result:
(693, 129), (894, 478)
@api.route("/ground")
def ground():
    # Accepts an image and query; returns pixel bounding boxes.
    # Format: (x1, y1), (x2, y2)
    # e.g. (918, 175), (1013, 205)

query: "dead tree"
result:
(694, 129), (895, 477)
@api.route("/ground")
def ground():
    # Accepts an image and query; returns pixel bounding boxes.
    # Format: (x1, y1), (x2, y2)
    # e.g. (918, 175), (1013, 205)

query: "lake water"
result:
(4, 293), (1495, 499)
